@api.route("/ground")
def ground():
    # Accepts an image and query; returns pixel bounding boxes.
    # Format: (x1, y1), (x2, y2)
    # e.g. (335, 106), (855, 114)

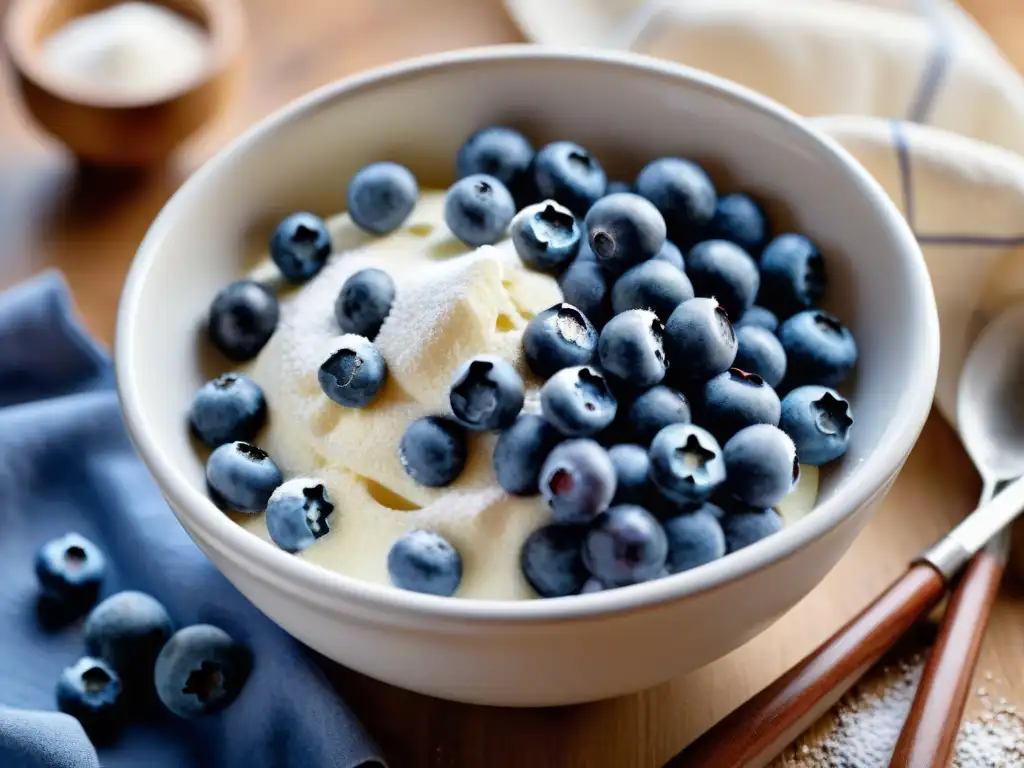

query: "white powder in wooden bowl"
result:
(779, 653), (1024, 767)
(40, 2), (210, 99)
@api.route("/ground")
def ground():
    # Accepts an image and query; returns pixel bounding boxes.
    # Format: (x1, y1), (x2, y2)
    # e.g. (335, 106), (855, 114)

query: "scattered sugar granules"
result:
(778, 655), (1024, 767)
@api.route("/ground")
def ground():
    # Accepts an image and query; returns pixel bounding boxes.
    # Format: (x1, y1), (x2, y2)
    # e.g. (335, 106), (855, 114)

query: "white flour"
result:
(41, 3), (210, 99)
(781, 653), (1024, 767)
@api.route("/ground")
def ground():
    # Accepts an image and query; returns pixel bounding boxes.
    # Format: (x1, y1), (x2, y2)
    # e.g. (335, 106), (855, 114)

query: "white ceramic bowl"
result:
(116, 46), (939, 706)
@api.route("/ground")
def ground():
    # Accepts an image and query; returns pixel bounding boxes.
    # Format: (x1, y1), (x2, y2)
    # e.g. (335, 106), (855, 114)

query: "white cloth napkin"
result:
(505, 0), (1024, 425)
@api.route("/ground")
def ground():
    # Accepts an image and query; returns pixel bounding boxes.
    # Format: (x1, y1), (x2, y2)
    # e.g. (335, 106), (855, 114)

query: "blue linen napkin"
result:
(0, 271), (387, 768)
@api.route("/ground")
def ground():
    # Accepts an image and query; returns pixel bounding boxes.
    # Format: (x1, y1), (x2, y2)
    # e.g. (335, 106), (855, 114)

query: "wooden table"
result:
(1, 1), (1021, 765)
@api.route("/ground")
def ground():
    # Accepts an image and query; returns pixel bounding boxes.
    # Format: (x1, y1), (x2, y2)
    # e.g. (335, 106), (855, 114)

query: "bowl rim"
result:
(116, 44), (939, 624)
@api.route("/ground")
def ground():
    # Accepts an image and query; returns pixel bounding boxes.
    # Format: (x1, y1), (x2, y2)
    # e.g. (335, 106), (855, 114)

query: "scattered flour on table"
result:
(780, 653), (1024, 767)
(41, 2), (210, 99)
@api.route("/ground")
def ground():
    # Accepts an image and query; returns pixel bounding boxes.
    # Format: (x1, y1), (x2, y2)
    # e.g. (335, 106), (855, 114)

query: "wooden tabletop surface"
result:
(2, 1), (1022, 766)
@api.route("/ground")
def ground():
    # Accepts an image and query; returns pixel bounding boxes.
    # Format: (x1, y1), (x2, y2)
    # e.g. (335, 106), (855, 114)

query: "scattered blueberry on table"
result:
(35, 532), (106, 612)
(56, 657), (123, 741)
(154, 624), (252, 718)
(193, 127), (862, 600)
(84, 591), (174, 701)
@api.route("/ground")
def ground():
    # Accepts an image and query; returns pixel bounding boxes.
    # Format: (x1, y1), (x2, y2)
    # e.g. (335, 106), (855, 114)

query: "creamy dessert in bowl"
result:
(189, 129), (846, 602)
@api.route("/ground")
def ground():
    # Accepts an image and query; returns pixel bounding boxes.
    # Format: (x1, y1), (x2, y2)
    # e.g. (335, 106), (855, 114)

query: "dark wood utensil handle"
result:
(665, 563), (946, 768)
(889, 550), (1004, 767)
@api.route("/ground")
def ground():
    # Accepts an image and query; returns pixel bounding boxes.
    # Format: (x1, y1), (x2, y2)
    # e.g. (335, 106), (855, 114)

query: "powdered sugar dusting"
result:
(779, 653), (1024, 767)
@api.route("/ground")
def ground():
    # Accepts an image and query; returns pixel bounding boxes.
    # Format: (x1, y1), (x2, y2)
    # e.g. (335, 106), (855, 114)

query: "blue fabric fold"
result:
(0, 271), (386, 768)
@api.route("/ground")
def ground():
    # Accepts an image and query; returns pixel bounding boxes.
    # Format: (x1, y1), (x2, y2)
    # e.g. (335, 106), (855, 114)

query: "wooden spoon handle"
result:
(666, 563), (946, 768)
(889, 549), (1005, 767)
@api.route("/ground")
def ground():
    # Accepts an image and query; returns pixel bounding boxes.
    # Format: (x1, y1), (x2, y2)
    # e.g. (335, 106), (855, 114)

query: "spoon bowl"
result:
(957, 303), (1024, 487)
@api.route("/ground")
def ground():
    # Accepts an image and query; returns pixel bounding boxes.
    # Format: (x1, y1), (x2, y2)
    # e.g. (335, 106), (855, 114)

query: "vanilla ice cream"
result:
(236, 191), (819, 600)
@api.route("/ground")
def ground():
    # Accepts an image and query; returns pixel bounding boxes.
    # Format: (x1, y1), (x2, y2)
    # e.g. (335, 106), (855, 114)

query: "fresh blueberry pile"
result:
(34, 534), (251, 741)
(192, 124), (858, 600)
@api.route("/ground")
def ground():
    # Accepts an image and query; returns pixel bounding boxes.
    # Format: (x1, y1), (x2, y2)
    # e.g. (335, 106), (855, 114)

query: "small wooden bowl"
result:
(4, 0), (246, 165)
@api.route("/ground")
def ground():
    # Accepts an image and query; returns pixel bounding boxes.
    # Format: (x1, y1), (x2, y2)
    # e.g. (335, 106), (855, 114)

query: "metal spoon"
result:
(890, 304), (1024, 765)
(667, 304), (1024, 768)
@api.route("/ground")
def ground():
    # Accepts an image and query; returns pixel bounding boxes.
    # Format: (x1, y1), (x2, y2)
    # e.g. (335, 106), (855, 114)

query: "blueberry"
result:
(651, 240), (686, 271)
(456, 126), (535, 206)
(399, 417), (467, 487)
(154, 624), (251, 718)
(510, 200), (581, 271)
(721, 509), (784, 553)
(522, 303), (598, 379)
(347, 161), (418, 235)
(736, 327), (787, 389)
(735, 305), (779, 333)
(722, 424), (799, 508)
(581, 578), (606, 593)
(540, 365), (618, 437)
(584, 193), (667, 276)
(583, 505), (668, 587)
(758, 234), (826, 318)
(558, 251), (611, 330)
(707, 193), (768, 254)
(779, 385), (854, 465)
(663, 504), (727, 573)
(778, 310), (858, 388)
(520, 524), (588, 598)
(265, 478), (335, 553)
(494, 413), (563, 495)
(648, 423), (725, 505)
(626, 385), (692, 446)
(597, 309), (667, 389)
(387, 530), (462, 597)
(334, 268), (395, 340)
(685, 239), (760, 321)
(449, 355), (525, 431)
(634, 157), (717, 246)
(444, 174), (516, 247)
(56, 657), (123, 739)
(269, 212), (331, 283)
(35, 533), (105, 609)
(189, 373), (266, 449)
(207, 280), (279, 361)
(533, 141), (607, 215)
(664, 298), (738, 381)
(539, 439), (616, 524)
(700, 369), (781, 443)
(317, 334), (387, 407)
(84, 591), (173, 699)
(608, 443), (654, 507)
(611, 259), (695, 321)
(205, 441), (282, 512)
